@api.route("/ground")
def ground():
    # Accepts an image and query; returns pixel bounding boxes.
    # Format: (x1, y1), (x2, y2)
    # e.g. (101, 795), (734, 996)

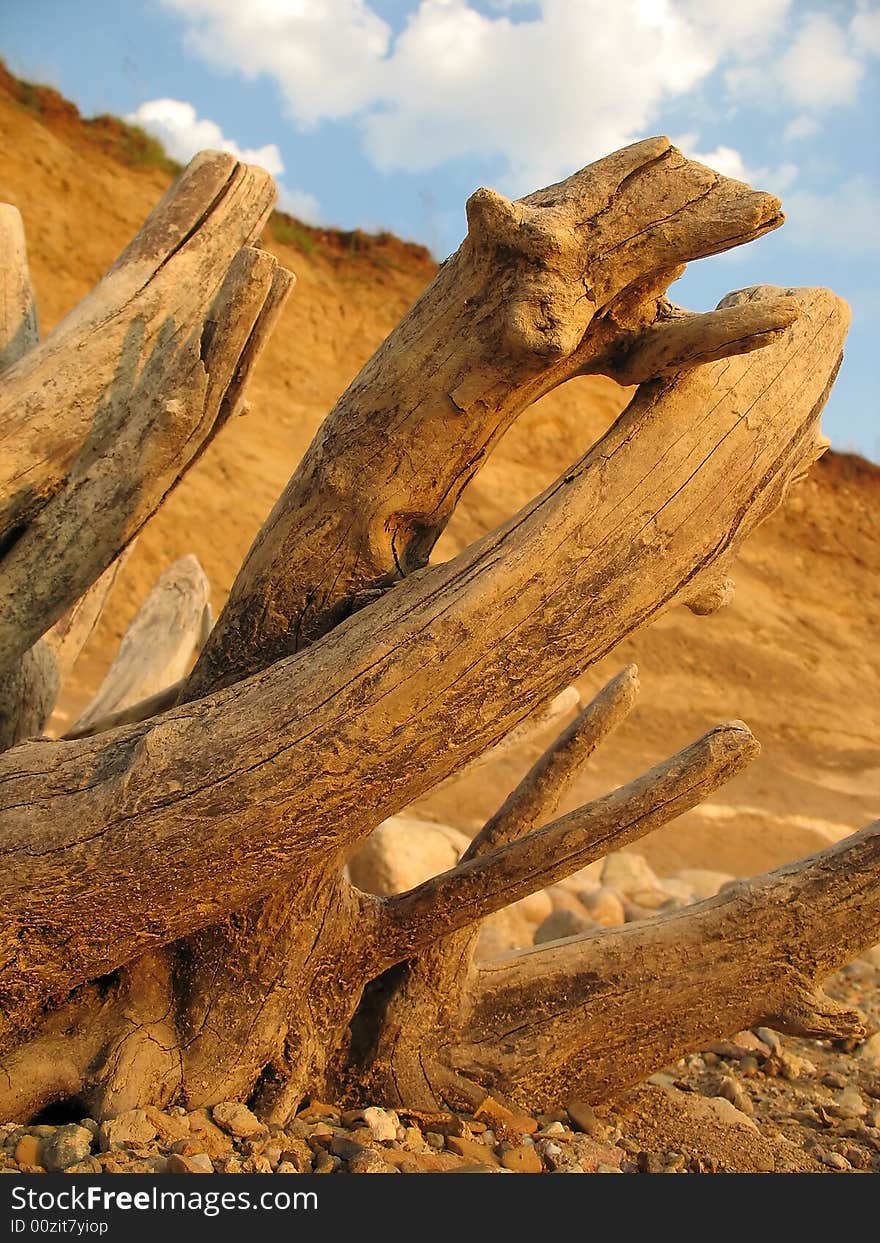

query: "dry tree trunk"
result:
(65, 555), (211, 740)
(0, 141), (875, 1126)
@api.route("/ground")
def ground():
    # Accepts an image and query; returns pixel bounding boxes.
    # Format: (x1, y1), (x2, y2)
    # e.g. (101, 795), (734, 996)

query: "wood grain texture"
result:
(69, 555), (210, 738)
(0, 283), (845, 1043)
(185, 140), (789, 697)
(381, 820), (880, 1112)
(0, 148), (863, 1125)
(0, 154), (290, 673)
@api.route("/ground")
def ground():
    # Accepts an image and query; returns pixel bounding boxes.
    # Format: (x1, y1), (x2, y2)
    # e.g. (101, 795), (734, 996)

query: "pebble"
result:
(279, 1137), (312, 1172)
(626, 887), (671, 910)
(718, 1076), (754, 1115)
(580, 887), (626, 928)
(212, 1101), (266, 1139)
(832, 1086), (866, 1119)
(775, 1050), (817, 1080)
(168, 1153), (213, 1174)
(65, 1157), (101, 1174)
(600, 851), (660, 896)
(445, 1162), (510, 1173)
(313, 1150), (341, 1174)
(446, 1135), (500, 1166)
(657, 877), (695, 904)
(186, 1110), (234, 1156)
(511, 890), (553, 926)
(41, 1125), (94, 1173)
(14, 1135), (41, 1167)
(499, 1143), (542, 1173)
(673, 868), (734, 900)
(708, 1031), (771, 1060)
(818, 1150), (851, 1171)
(473, 1096), (538, 1136)
(565, 1099), (605, 1138)
(856, 1032), (880, 1069)
(145, 1107), (190, 1144)
(296, 1101), (340, 1122)
(754, 1027), (783, 1056)
(100, 1109), (158, 1150)
(534, 1139), (567, 1170)
(361, 1106), (399, 1143)
(330, 1134), (370, 1161)
(346, 1150), (398, 1174)
(534, 908), (595, 944)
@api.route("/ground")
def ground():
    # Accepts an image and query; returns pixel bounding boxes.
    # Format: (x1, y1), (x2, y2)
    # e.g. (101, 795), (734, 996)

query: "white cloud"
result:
(851, 7), (880, 56)
(785, 178), (880, 254)
(165, 0), (391, 125)
(674, 137), (750, 180)
(162, 0), (722, 191)
(159, 0), (873, 196)
(679, 0), (792, 54)
(783, 114), (820, 142)
(276, 184), (321, 224)
(776, 12), (864, 110)
(674, 134), (797, 194)
(128, 98), (285, 175)
(127, 98), (321, 223)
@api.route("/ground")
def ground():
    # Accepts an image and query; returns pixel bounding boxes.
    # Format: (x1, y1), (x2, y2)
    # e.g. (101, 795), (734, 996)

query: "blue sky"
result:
(3, 0), (879, 459)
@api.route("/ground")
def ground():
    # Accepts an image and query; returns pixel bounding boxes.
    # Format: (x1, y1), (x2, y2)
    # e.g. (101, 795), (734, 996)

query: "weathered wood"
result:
(379, 722), (758, 964)
(0, 282), (846, 1046)
(0, 206), (58, 749)
(43, 550), (133, 683)
(65, 680), (186, 741)
(0, 148), (862, 1128)
(69, 555), (210, 738)
(357, 821), (880, 1111)
(433, 684), (580, 787)
(0, 154), (290, 673)
(339, 667), (642, 1079)
(0, 643), (59, 751)
(165, 147), (807, 1111)
(0, 154), (273, 539)
(185, 140), (789, 697)
(0, 205), (38, 373)
(466, 666), (638, 860)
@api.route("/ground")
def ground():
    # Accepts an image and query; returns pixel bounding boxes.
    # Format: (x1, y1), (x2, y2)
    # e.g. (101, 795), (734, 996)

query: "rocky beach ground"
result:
(5, 844), (878, 1176)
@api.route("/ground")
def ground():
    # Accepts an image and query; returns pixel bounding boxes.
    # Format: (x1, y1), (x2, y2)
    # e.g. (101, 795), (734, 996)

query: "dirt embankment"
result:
(1, 65), (877, 877)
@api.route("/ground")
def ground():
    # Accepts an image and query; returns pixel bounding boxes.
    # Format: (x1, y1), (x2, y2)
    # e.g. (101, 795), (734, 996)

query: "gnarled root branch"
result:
(352, 822), (880, 1112)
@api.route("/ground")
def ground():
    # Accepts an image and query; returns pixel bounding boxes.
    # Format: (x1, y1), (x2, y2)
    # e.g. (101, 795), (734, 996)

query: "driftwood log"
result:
(0, 140), (875, 1125)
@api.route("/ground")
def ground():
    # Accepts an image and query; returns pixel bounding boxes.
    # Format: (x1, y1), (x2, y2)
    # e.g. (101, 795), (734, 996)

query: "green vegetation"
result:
(86, 118), (182, 176)
(272, 214), (316, 255)
(15, 80), (44, 115)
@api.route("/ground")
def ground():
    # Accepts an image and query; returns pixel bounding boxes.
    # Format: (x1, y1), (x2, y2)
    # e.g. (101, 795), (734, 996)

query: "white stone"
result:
(348, 816), (471, 895)
(362, 1107), (399, 1143)
(509, 889), (553, 926)
(674, 868), (736, 900)
(600, 852), (660, 896)
(658, 877), (695, 903)
(99, 1109), (157, 1151)
(212, 1101), (266, 1138)
(580, 887), (626, 927)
